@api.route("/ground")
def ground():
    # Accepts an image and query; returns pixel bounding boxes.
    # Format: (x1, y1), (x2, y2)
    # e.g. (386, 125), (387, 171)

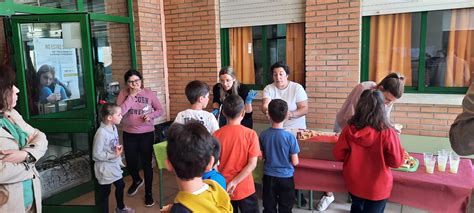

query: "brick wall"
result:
(99, 22), (132, 88)
(305, 0), (361, 130)
(164, 0), (221, 118)
(104, 0), (128, 16)
(391, 104), (460, 137)
(133, 1), (168, 123)
(163, 0), (221, 118)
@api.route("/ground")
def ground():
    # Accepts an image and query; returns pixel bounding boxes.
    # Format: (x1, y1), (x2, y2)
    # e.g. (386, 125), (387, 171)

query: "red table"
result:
(294, 153), (473, 212)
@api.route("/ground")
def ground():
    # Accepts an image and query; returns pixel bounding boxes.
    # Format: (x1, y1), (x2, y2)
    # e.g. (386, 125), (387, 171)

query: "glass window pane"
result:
(267, 25), (277, 39)
(91, 21), (132, 103)
(14, 0), (77, 10)
(86, 0), (128, 16)
(425, 9), (473, 87)
(269, 40), (277, 66)
(277, 38), (286, 62)
(369, 13), (420, 87)
(410, 13), (421, 87)
(20, 22), (87, 116)
(36, 132), (92, 200)
(252, 26), (262, 39)
(277, 24), (286, 37)
(253, 39), (264, 85)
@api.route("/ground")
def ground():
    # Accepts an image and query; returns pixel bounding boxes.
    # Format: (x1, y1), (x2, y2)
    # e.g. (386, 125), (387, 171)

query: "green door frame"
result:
(0, 0), (137, 70)
(11, 14), (96, 133)
(10, 14), (97, 212)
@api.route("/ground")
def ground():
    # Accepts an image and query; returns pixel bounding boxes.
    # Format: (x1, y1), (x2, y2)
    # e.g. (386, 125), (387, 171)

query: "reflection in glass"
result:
(20, 22), (87, 116)
(36, 132), (91, 199)
(91, 21), (132, 103)
(268, 25), (286, 69)
(86, 0), (128, 16)
(14, 0), (77, 10)
(252, 26), (263, 85)
(369, 13), (420, 86)
(425, 9), (473, 87)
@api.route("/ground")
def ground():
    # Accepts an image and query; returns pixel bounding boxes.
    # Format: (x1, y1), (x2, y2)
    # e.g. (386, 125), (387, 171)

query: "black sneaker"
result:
(127, 179), (143, 196)
(145, 193), (155, 207)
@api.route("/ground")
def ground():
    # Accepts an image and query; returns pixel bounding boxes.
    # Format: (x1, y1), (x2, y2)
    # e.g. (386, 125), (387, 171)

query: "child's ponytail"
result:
(377, 72), (405, 99)
(99, 102), (119, 121)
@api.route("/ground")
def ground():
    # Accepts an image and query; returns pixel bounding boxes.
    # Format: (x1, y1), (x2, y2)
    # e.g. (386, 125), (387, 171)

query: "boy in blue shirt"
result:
(202, 138), (227, 190)
(259, 99), (300, 213)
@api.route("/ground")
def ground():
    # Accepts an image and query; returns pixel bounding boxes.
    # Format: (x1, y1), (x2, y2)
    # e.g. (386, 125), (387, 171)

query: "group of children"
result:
(170, 80), (299, 212)
(92, 71), (407, 213)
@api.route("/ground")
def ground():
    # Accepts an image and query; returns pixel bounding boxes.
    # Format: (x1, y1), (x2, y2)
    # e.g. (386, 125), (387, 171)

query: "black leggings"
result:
(123, 131), (154, 194)
(98, 178), (125, 213)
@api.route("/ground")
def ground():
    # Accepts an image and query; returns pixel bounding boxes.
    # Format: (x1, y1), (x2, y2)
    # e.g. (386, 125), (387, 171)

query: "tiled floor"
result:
(67, 169), (429, 213)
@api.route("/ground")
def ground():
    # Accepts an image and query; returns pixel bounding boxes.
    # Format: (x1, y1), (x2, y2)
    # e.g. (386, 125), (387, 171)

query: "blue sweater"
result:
(202, 169), (226, 190)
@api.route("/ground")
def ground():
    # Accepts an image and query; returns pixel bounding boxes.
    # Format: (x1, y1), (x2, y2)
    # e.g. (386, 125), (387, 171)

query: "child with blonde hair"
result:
(93, 103), (134, 213)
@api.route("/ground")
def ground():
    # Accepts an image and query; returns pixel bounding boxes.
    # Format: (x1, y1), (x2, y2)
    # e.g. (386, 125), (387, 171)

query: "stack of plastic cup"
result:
(449, 152), (460, 174)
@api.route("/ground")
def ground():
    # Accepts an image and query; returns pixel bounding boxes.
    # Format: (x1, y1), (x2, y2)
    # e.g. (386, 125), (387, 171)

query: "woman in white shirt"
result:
(261, 61), (308, 129)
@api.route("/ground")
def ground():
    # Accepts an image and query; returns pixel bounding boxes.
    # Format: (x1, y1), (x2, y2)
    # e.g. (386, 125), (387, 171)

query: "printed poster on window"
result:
(33, 38), (80, 100)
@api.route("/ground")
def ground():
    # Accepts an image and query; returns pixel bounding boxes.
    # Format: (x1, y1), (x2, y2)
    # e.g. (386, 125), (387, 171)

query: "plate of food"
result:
(393, 151), (419, 172)
(296, 129), (337, 140)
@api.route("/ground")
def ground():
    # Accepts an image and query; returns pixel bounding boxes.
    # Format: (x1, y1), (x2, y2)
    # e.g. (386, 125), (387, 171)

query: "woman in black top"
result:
(212, 66), (257, 129)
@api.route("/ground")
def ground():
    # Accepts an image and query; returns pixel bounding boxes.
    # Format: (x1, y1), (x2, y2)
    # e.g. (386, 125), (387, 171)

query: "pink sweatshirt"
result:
(335, 81), (393, 132)
(116, 88), (164, 134)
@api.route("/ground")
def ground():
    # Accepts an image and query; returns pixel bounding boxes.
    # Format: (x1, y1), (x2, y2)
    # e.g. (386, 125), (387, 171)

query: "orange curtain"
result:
(445, 8), (474, 87)
(369, 13), (412, 86)
(229, 27), (255, 84)
(286, 23), (305, 84)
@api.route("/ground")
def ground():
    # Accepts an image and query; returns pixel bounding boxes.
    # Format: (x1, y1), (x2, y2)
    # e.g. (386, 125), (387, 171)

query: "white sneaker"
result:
(316, 195), (335, 211)
(116, 206), (135, 213)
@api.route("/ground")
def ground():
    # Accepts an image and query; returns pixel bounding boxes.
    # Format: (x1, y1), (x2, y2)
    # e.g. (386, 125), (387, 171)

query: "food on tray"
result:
(399, 151), (417, 169)
(296, 129), (336, 140)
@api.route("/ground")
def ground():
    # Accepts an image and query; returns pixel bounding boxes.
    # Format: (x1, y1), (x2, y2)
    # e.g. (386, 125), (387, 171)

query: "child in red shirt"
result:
(333, 89), (404, 213)
(213, 94), (261, 213)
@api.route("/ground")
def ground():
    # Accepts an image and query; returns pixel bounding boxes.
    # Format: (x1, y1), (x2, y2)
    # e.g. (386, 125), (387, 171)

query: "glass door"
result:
(11, 14), (98, 212)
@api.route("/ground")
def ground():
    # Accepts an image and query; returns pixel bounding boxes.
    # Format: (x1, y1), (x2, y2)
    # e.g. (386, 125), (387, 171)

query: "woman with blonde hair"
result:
(212, 66), (257, 128)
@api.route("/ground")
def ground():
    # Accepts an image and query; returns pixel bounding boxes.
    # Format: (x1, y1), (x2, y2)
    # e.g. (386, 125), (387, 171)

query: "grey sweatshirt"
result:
(92, 122), (123, 184)
(450, 81), (474, 156)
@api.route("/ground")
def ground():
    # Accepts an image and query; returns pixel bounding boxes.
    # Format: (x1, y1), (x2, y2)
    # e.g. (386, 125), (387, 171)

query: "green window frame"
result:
(361, 11), (469, 94)
(221, 24), (288, 90)
(0, 0), (137, 69)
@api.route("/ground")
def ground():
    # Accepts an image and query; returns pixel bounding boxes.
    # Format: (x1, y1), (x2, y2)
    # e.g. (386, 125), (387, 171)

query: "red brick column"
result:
(163, 0), (221, 118)
(305, 0), (361, 129)
(133, 1), (168, 123)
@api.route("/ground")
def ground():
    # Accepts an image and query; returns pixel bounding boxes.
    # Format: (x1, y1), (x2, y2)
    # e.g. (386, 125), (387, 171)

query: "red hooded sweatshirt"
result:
(333, 125), (404, 201)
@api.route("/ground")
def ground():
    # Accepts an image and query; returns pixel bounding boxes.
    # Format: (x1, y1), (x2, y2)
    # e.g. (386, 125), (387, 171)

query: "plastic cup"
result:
(55, 93), (61, 101)
(437, 155), (448, 172)
(425, 156), (436, 174)
(449, 153), (460, 174)
(423, 152), (433, 166)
